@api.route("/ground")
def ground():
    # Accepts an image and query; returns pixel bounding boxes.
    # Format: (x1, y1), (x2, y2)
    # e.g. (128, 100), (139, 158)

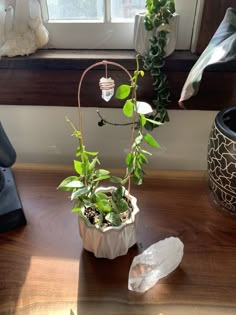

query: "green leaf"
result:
(74, 160), (83, 175)
(144, 133), (160, 148)
(71, 200), (84, 212)
(121, 177), (129, 185)
(57, 176), (83, 191)
(71, 186), (90, 200)
(63, 180), (84, 188)
(154, 19), (163, 28)
(138, 153), (148, 164)
(133, 133), (143, 147)
(72, 130), (81, 139)
(111, 198), (119, 212)
(93, 175), (110, 182)
(110, 176), (123, 184)
(115, 199), (129, 213)
(96, 192), (108, 200)
(83, 198), (93, 208)
(97, 199), (112, 213)
(112, 186), (125, 201)
(89, 157), (99, 171)
(168, 1), (176, 13)
(139, 70), (145, 77)
(144, 15), (154, 31)
(133, 174), (143, 185)
(141, 149), (152, 156)
(96, 193), (112, 213)
(125, 153), (133, 166)
(135, 167), (144, 179)
(140, 114), (147, 127)
(123, 100), (134, 117)
(115, 85), (131, 99)
(127, 159), (135, 173)
(105, 213), (121, 226)
(71, 206), (82, 213)
(95, 169), (110, 177)
(86, 151), (99, 156)
(145, 118), (163, 126)
(76, 145), (84, 157)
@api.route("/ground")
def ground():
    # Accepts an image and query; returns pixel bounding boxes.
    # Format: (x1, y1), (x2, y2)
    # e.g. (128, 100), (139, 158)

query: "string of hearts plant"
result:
(58, 55), (161, 228)
(143, 0), (176, 130)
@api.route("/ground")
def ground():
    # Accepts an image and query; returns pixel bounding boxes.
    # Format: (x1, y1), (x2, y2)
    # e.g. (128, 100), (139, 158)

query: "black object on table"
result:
(0, 122), (26, 232)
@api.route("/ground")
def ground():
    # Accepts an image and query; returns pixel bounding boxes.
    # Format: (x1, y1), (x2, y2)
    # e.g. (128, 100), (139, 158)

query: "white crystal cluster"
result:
(0, 0), (49, 57)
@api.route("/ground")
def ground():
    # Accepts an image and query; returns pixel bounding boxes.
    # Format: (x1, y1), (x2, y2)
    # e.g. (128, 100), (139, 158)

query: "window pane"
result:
(111, 0), (145, 21)
(43, 0), (198, 50)
(47, 0), (104, 20)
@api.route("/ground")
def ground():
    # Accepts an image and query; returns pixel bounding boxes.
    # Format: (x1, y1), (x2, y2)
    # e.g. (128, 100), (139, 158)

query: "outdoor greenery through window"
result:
(46, 0), (145, 21)
(41, 0), (200, 49)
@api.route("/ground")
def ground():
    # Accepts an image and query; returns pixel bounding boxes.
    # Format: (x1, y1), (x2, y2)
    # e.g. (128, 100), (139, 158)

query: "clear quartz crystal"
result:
(101, 88), (114, 102)
(128, 237), (184, 293)
(99, 77), (115, 102)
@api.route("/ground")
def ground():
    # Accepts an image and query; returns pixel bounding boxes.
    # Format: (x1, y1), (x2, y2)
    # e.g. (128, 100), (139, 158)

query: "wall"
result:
(1, 106), (217, 170)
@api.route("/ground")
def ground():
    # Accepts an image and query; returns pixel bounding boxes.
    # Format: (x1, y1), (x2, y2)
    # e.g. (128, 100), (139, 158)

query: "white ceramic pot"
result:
(78, 186), (140, 259)
(133, 12), (180, 57)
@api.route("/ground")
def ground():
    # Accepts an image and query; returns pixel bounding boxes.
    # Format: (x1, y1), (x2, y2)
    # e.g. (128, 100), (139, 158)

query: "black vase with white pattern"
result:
(208, 107), (236, 215)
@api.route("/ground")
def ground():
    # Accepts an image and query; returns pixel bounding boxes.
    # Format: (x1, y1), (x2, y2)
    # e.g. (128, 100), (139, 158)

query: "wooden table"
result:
(1, 165), (236, 315)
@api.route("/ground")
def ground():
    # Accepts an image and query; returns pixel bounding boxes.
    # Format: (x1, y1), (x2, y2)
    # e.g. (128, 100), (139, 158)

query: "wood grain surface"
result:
(0, 165), (236, 315)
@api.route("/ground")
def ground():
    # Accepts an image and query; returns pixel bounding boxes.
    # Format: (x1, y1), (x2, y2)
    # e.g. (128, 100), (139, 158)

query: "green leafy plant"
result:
(143, 0), (176, 130)
(58, 56), (161, 228)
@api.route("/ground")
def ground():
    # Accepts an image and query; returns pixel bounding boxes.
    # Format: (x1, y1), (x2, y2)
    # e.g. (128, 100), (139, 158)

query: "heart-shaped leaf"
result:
(115, 85), (131, 99)
(123, 100), (134, 117)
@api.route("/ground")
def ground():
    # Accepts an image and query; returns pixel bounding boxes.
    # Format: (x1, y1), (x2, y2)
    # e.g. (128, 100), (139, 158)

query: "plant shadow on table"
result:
(77, 245), (142, 315)
(0, 226), (30, 315)
(76, 246), (190, 315)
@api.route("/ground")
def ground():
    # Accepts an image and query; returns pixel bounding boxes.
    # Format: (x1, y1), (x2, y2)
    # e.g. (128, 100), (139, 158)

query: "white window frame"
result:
(40, 0), (204, 50)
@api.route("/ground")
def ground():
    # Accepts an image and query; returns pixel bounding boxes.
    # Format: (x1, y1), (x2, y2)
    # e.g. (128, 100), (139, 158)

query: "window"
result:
(40, 0), (202, 50)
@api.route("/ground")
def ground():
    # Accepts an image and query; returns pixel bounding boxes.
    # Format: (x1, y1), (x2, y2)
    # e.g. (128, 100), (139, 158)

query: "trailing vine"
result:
(58, 56), (161, 227)
(143, 0), (176, 130)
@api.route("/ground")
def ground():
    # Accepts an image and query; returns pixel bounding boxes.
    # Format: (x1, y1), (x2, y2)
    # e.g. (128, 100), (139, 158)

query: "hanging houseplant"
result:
(134, 0), (179, 130)
(58, 56), (162, 259)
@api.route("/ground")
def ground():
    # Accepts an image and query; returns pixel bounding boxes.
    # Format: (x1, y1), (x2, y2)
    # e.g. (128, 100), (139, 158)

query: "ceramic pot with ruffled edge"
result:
(78, 186), (140, 259)
(207, 107), (236, 214)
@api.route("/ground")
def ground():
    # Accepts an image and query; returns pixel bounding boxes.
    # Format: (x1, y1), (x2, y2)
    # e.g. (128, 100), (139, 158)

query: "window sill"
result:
(0, 49), (235, 110)
(0, 49), (198, 70)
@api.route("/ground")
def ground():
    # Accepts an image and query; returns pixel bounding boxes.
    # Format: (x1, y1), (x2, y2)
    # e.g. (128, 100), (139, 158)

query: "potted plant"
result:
(58, 56), (161, 259)
(133, 0), (179, 130)
(133, 0), (179, 57)
(179, 7), (236, 214)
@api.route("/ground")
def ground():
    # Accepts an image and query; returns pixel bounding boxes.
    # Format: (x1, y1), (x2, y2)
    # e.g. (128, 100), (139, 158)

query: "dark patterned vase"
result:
(208, 107), (236, 214)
